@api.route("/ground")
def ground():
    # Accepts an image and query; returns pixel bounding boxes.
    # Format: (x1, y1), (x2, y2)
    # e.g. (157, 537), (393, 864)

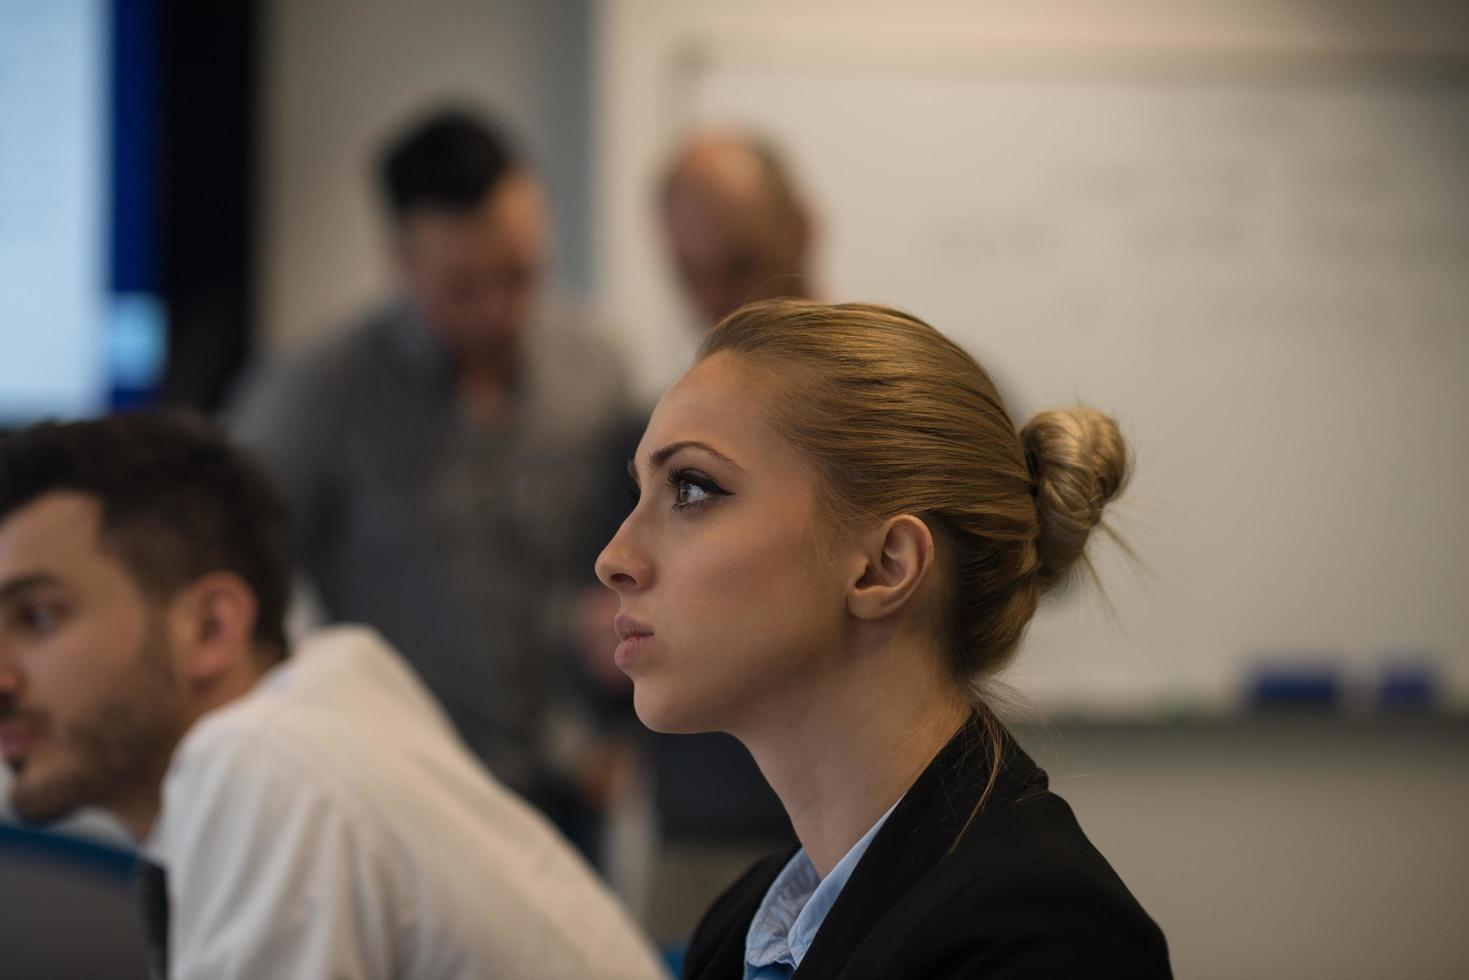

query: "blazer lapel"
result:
(686, 849), (796, 980)
(793, 719), (1046, 980)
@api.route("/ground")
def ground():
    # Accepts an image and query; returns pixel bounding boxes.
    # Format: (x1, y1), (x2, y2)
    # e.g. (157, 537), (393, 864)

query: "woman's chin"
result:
(631, 684), (715, 735)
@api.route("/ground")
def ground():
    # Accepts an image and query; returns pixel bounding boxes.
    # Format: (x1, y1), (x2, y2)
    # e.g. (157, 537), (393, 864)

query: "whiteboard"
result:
(680, 59), (1469, 715)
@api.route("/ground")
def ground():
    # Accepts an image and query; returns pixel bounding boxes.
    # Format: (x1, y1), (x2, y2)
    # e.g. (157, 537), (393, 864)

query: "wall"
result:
(1021, 719), (1469, 980)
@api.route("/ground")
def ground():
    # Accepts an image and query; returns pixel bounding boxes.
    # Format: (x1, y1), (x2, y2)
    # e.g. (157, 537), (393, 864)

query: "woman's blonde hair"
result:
(699, 300), (1129, 822)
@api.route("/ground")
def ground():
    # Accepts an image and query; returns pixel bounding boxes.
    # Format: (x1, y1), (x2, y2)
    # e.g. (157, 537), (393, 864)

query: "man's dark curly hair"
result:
(0, 411), (292, 659)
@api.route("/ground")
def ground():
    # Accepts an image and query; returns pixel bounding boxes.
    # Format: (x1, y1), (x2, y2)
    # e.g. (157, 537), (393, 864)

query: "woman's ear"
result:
(847, 515), (935, 621)
(166, 571), (260, 687)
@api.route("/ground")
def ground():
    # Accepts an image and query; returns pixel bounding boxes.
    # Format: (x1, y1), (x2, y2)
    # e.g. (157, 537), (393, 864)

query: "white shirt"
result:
(142, 626), (667, 980)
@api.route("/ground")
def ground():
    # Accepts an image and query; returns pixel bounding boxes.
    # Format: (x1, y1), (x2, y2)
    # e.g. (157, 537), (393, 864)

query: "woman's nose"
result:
(595, 520), (652, 593)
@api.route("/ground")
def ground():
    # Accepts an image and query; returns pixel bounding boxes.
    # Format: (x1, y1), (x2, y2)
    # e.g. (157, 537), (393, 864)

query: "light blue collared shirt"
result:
(743, 803), (899, 980)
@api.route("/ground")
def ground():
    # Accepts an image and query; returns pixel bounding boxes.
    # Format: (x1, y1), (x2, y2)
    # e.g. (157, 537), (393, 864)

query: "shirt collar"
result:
(744, 801), (899, 976)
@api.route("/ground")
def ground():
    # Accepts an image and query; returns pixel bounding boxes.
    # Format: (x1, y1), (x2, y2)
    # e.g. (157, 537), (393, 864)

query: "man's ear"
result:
(166, 571), (259, 686)
(847, 515), (936, 622)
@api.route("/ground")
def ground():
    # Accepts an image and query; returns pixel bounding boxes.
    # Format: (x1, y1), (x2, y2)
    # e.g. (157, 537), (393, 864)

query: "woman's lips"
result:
(613, 632), (651, 669)
(612, 614), (653, 670)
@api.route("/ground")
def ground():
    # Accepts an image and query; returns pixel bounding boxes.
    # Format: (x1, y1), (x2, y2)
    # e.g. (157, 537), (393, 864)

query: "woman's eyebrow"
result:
(647, 440), (743, 472)
(626, 440), (744, 486)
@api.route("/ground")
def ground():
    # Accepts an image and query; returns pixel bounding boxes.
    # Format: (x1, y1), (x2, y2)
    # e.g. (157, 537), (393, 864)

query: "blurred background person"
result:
(231, 108), (628, 851)
(659, 129), (819, 329)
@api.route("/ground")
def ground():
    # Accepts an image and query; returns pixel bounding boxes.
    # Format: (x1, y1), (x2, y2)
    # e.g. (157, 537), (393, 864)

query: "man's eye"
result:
(17, 603), (61, 634)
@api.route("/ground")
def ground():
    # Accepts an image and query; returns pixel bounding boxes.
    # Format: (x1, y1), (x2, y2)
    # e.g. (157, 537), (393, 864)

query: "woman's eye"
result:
(674, 480), (709, 508)
(667, 469), (730, 512)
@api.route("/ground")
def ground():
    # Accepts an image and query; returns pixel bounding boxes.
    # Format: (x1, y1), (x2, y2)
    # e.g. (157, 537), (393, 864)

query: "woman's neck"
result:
(734, 634), (971, 877)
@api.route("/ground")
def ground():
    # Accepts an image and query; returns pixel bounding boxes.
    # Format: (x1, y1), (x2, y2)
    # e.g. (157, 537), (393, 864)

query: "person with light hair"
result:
(597, 300), (1170, 979)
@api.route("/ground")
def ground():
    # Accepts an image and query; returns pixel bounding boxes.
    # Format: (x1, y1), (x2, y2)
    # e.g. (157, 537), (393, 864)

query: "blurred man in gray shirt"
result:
(232, 109), (627, 841)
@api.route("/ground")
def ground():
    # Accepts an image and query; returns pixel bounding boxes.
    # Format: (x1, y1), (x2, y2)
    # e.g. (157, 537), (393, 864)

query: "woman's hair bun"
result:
(1020, 406), (1130, 589)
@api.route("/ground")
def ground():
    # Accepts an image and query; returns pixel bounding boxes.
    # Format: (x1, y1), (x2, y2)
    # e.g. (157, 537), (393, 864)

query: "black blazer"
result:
(683, 721), (1171, 979)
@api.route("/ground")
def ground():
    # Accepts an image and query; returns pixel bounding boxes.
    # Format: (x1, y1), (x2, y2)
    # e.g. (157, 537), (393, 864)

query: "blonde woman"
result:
(597, 301), (1170, 979)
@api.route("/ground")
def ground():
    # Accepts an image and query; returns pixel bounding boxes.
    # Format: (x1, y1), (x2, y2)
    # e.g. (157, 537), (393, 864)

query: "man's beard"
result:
(8, 623), (184, 828)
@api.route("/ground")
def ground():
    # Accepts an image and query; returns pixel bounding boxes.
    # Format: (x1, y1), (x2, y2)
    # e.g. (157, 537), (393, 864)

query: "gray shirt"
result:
(231, 299), (629, 795)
